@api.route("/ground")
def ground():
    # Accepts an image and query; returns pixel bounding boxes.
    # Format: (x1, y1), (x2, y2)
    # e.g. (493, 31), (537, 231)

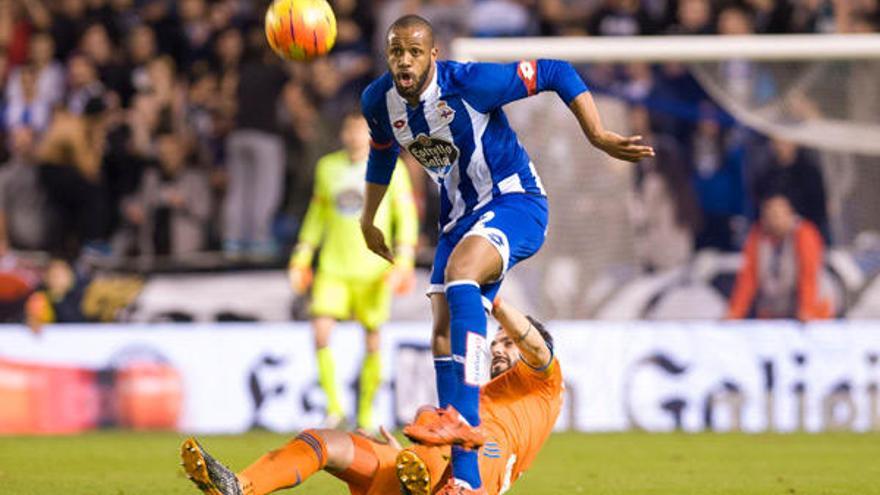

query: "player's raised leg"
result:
(428, 291), (456, 406)
(406, 236), (500, 491)
(445, 236), (501, 491)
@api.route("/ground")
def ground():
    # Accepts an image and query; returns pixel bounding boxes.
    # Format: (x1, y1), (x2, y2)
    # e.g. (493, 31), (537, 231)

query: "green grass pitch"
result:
(1, 431), (879, 494)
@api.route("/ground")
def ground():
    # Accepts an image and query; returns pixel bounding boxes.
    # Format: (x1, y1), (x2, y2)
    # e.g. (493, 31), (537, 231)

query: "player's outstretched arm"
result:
(569, 91), (655, 163)
(361, 182), (394, 263)
(360, 83), (400, 264)
(492, 298), (552, 370)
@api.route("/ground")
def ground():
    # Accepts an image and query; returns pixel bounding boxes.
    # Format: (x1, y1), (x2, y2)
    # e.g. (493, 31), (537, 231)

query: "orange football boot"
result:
(403, 405), (486, 450)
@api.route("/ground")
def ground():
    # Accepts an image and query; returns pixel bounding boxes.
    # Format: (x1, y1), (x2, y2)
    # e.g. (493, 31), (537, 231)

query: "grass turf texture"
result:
(1, 432), (879, 494)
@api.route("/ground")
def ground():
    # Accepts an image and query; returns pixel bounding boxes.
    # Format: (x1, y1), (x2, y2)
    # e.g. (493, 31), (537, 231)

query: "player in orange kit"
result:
(180, 297), (562, 495)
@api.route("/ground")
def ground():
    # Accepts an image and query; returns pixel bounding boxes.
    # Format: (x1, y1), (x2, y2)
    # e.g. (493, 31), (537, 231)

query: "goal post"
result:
(447, 34), (880, 318)
(452, 34), (880, 63)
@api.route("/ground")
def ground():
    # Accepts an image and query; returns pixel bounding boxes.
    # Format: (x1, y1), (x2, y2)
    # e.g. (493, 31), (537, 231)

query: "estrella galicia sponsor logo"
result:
(407, 134), (459, 172)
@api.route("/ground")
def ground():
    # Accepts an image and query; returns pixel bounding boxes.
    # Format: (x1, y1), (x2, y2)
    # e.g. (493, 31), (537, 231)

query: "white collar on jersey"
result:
(419, 63), (440, 103)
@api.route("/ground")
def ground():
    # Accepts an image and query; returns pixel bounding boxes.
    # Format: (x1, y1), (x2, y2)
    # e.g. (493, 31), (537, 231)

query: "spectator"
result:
(312, 0), (374, 122)
(470, 0), (534, 37)
(743, 0), (810, 34)
(587, 0), (657, 36)
(753, 138), (829, 243)
(125, 24), (159, 98)
(36, 98), (109, 257)
(25, 258), (88, 332)
(0, 126), (50, 251)
(716, 4), (773, 104)
(629, 106), (701, 271)
(690, 104), (748, 252)
(421, 0), (471, 49)
(65, 53), (106, 115)
(5, 32), (65, 110)
(210, 26), (243, 76)
(50, 0), (91, 61)
(667, 0), (713, 34)
(537, 0), (596, 36)
(101, 0), (141, 43)
(83, 0), (117, 35)
(179, 0), (213, 65)
(119, 133), (211, 256)
(3, 63), (53, 132)
(210, 26), (243, 127)
(139, 0), (187, 67)
(183, 69), (222, 169)
(278, 81), (335, 229)
(0, 1), (51, 66)
(143, 56), (178, 126)
(100, 91), (162, 239)
(222, 41), (289, 259)
(79, 22), (130, 106)
(727, 193), (832, 320)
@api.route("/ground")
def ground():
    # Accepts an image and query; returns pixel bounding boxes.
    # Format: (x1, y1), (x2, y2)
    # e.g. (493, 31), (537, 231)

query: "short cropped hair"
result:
(386, 15), (434, 47)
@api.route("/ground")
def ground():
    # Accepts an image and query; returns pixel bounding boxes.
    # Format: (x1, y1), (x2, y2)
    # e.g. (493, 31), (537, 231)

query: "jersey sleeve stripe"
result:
(370, 138), (394, 150)
(517, 60), (538, 97)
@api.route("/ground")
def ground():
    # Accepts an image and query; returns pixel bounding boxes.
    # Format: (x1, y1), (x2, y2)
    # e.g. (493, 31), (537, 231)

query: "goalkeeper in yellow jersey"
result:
(288, 110), (419, 431)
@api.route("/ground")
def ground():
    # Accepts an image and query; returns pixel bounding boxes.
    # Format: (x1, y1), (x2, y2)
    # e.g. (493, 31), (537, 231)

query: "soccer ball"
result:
(265, 0), (337, 61)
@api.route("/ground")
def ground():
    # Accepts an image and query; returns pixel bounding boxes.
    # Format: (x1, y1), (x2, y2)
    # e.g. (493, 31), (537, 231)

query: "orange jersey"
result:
(478, 357), (564, 493)
(352, 357), (564, 495)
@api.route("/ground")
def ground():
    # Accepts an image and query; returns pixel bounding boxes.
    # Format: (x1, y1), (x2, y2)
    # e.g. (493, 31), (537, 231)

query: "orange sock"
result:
(238, 430), (328, 495)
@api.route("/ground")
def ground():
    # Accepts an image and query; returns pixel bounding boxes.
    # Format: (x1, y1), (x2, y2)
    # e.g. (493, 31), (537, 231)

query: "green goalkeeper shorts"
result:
(310, 272), (391, 330)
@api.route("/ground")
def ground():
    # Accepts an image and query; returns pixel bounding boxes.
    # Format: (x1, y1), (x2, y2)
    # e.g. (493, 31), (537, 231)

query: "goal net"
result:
(452, 35), (880, 319)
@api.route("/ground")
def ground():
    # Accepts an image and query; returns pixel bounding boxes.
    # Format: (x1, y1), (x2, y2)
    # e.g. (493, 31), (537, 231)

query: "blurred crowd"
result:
(0, 0), (877, 324)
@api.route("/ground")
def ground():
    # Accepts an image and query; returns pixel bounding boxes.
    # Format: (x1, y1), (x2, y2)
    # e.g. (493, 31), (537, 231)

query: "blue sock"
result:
(433, 356), (456, 408)
(445, 280), (487, 489)
(451, 446), (481, 489)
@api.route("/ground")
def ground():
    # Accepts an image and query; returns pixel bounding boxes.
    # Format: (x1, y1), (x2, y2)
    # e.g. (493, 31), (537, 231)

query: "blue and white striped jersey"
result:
(362, 59), (588, 232)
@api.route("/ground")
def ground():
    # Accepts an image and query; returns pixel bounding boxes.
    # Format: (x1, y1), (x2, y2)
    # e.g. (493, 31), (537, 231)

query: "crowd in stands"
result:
(0, 0), (877, 324)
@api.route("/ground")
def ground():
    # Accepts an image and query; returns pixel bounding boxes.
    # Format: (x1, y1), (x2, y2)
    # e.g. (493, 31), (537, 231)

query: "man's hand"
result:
(361, 223), (394, 263)
(569, 92), (655, 163)
(288, 265), (313, 295)
(592, 131), (655, 162)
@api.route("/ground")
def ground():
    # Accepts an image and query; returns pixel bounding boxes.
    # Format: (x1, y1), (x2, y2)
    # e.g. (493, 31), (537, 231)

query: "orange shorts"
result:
(339, 435), (451, 495)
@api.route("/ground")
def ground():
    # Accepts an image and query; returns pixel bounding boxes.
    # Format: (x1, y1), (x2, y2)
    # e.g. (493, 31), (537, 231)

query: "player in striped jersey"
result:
(358, 15), (654, 494)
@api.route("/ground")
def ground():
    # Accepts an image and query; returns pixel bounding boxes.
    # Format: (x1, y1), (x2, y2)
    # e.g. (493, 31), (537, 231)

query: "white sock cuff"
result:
(445, 280), (480, 291)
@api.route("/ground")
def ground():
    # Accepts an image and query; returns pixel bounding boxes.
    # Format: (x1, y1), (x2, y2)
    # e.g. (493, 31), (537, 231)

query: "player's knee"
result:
(444, 261), (479, 283)
(445, 252), (500, 284)
(299, 428), (351, 471)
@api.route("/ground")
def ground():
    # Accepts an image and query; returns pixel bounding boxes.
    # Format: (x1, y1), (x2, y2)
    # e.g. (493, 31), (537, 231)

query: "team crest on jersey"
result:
(393, 119), (407, 129)
(436, 100), (455, 124)
(335, 187), (364, 216)
(407, 133), (460, 173)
